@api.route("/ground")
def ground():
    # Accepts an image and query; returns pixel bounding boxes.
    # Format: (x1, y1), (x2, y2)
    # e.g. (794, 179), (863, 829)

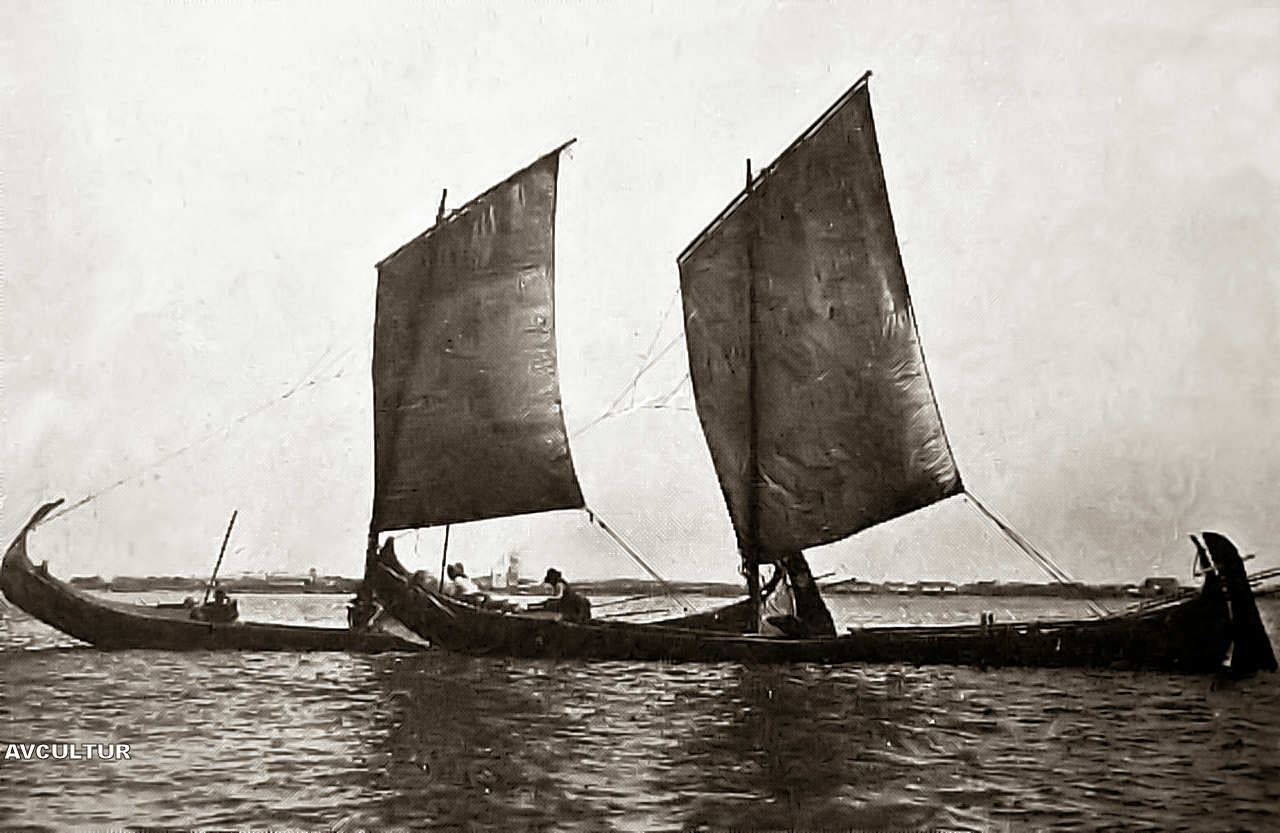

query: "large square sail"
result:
(371, 148), (583, 533)
(678, 76), (962, 554)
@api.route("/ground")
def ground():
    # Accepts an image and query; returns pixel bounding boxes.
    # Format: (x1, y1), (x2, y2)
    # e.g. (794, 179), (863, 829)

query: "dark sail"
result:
(371, 145), (584, 533)
(678, 75), (961, 554)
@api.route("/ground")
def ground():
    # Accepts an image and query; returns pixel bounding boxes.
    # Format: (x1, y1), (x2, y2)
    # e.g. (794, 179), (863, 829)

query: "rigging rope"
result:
(583, 506), (694, 612)
(39, 329), (366, 527)
(963, 490), (1110, 618)
(571, 332), (686, 440)
(571, 288), (688, 441)
(591, 372), (693, 424)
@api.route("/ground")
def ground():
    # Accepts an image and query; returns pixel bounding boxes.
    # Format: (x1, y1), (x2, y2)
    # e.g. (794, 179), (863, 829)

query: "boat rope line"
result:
(583, 507), (695, 612)
(600, 371), (694, 421)
(38, 329), (367, 529)
(1247, 566), (1280, 585)
(962, 490), (1110, 618)
(570, 287), (687, 441)
(571, 332), (687, 440)
(647, 371), (691, 409)
(639, 289), (682, 383)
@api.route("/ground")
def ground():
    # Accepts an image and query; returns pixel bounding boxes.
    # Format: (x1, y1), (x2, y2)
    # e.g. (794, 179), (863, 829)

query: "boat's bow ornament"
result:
(2, 499), (65, 586)
(1201, 531), (1278, 673)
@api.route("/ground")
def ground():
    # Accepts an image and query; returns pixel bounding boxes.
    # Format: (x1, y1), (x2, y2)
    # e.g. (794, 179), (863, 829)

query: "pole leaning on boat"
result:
(202, 510), (238, 605)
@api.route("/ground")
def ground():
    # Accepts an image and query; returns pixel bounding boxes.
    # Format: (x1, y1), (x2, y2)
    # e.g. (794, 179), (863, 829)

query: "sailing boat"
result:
(1, 500), (424, 651)
(370, 73), (1272, 671)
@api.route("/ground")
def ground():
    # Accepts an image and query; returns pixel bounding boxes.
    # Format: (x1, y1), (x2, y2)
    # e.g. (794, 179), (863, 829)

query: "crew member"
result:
(530, 568), (591, 623)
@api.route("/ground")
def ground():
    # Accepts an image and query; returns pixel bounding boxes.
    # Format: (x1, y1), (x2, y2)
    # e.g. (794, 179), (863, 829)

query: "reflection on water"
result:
(1, 597), (1278, 831)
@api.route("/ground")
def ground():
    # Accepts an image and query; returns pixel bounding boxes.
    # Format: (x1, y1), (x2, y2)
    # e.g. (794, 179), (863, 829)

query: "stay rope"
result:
(584, 507), (695, 613)
(571, 287), (688, 440)
(963, 490), (1110, 618)
(39, 327), (367, 528)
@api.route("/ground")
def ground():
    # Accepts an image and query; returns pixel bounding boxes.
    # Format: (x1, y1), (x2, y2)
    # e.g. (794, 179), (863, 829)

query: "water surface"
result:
(2, 594), (1277, 831)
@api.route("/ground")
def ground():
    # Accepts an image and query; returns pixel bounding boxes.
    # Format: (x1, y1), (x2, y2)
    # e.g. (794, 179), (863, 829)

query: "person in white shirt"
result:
(443, 563), (482, 598)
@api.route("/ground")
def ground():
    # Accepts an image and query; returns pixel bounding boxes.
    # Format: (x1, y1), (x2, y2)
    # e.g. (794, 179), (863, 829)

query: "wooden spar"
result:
(743, 156), (762, 632)
(203, 510), (238, 604)
(592, 592), (657, 610)
(360, 530), (379, 600)
(678, 72), (871, 265)
(438, 524), (452, 592)
(435, 188), (448, 223)
(598, 607), (670, 620)
(376, 139), (576, 270)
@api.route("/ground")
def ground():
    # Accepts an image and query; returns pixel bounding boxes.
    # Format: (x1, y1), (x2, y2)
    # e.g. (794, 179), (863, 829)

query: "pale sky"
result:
(3, 1), (1278, 586)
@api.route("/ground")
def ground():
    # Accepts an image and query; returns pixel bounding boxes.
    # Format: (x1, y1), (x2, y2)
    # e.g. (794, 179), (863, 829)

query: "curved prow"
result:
(13, 499), (64, 539)
(3, 500), (65, 570)
(372, 538), (412, 579)
(1202, 531), (1277, 674)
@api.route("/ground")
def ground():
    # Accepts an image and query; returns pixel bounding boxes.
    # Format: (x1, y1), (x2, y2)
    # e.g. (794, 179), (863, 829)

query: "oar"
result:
(598, 607), (670, 620)
(202, 510), (238, 604)
(591, 593), (655, 609)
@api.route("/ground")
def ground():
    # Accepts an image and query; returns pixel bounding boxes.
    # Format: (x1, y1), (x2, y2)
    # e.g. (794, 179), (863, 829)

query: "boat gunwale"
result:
(381, 563), (1215, 647)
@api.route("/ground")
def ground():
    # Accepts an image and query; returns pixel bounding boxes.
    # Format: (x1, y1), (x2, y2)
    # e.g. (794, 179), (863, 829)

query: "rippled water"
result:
(2, 594), (1278, 831)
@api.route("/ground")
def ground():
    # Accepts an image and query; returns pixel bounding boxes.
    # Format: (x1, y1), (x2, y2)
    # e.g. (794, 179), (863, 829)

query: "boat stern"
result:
(1201, 531), (1277, 674)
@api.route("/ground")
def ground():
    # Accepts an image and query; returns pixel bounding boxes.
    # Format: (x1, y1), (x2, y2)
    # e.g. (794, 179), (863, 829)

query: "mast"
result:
(437, 525), (451, 591)
(743, 157), (762, 631)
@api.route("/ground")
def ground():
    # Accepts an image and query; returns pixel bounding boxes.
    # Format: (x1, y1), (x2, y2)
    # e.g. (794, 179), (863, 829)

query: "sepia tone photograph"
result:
(2, 2), (1277, 830)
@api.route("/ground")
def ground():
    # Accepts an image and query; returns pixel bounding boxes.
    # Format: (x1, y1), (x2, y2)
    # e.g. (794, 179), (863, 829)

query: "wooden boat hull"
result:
(2, 502), (424, 653)
(370, 534), (1275, 673)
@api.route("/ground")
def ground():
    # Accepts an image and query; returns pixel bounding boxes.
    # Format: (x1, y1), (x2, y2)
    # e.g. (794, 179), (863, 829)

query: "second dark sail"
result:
(678, 75), (962, 554)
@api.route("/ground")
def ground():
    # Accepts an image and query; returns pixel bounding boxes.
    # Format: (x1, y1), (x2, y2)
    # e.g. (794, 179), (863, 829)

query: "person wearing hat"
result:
(443, 562), (482, 598)
(529, 567), (591, 623)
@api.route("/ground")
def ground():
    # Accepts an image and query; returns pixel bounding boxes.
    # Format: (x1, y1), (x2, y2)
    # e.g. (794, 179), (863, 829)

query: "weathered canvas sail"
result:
(371, 146), (584, 532)
(678, 75), (962, 554)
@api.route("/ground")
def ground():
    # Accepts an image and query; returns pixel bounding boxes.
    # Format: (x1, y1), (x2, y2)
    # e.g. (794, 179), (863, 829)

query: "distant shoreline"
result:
(72, 575), (1196, 600)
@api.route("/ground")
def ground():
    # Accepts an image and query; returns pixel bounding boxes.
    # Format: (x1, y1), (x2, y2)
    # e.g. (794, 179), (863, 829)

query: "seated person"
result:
(410, 570), (436, 591)
(758, 564), (800, 637)
(190, 587), (239, 623)
(442, 563), (486, 603)
(347, 595), (386, 632)
(527, 568), (591, 624)
(758, 552), (836, 638)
